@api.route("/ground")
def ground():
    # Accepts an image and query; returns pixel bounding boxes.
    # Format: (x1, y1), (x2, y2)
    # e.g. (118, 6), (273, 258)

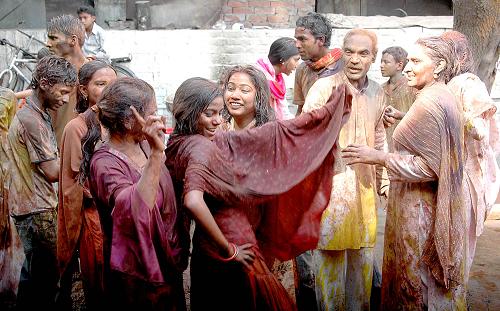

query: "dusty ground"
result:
(375, 205), (500, 310)
(467, 207), (500, 310)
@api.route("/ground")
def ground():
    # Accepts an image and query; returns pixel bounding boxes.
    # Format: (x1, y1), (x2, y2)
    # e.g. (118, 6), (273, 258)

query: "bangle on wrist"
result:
(221, 242), (239, 262)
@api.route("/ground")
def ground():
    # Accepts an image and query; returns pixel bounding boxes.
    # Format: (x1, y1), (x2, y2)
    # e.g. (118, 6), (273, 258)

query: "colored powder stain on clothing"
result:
(304, 72), (386, 252)
(320, 168), (378, 250)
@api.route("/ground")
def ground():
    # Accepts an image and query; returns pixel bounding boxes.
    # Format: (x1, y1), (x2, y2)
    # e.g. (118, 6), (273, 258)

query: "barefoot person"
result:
(441, 30), (500, 281)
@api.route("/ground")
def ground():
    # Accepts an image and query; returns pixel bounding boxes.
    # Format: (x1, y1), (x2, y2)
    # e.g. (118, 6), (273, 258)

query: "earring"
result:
(433, 73), (439, 79)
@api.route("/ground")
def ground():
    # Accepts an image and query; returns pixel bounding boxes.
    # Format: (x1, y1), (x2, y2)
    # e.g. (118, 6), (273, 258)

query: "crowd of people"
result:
(0, 8), (498, 311)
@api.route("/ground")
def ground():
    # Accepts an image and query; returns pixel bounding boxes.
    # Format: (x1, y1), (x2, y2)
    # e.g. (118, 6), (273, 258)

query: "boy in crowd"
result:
(7, 55), (77, 309)
(78, 5), (108, 60)
(46, 14), (87, 145)
(380, 46), (416, 150)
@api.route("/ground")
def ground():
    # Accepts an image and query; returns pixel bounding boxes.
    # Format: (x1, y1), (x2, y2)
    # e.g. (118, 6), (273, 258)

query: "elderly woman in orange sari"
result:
(342, 36), (467, 309)
(440, 31), (499, 280)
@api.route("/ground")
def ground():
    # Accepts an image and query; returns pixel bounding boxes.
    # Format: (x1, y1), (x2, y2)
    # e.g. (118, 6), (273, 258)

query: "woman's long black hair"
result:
(78, 77), (155, 183)
(170, 77), (223, 136)
(76, 60), (116, 113)
(222, 65), (275, 127)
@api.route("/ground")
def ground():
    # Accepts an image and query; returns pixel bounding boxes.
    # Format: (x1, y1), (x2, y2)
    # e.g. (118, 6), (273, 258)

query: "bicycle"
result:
(1, 29), (136, 91)
(0, 29), (45, 92)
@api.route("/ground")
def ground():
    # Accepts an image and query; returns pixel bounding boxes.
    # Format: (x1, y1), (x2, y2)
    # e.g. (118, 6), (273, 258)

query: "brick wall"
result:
(222, 0), (315, 28)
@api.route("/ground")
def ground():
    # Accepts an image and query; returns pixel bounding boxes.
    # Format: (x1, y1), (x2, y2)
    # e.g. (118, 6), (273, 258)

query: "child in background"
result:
(380, 46), (416, 151)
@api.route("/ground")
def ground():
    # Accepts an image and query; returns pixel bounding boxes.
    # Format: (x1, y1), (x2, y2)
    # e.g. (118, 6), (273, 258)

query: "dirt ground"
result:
(466, 206), (500, 310)
(374, 205), (500, 310)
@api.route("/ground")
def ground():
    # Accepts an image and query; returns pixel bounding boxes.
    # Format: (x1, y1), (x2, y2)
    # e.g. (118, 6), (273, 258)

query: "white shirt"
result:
(83, 23), (107, 59)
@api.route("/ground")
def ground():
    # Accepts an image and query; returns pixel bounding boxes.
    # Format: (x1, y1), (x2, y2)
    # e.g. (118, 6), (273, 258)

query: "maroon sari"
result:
(89, 144), (189, 310)
(165, 85), (351, 310)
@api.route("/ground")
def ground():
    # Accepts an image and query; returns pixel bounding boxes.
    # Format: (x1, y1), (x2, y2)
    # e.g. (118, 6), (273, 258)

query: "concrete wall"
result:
(1, 16), (499, 118)
(0, 0), (46, 29)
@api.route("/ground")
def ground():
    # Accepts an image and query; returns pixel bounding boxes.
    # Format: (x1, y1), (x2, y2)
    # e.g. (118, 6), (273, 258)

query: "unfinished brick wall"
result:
(222, 0), (315, 28)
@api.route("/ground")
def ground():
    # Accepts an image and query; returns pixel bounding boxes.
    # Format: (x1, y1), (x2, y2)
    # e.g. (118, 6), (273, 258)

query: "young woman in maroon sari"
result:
(222, 64), (296, 299)
(165, 77), (352, 311)
(80, 78), (189, 310)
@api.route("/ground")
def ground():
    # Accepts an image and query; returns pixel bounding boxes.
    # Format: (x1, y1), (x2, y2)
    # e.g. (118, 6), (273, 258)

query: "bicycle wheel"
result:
(0, 70), (18, 90)
(14, 66), (32, 92)
(112, 64), (136, 78)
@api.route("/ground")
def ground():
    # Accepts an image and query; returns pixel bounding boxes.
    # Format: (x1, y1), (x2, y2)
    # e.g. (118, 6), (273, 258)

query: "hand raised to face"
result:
(130, 106), (167, 153)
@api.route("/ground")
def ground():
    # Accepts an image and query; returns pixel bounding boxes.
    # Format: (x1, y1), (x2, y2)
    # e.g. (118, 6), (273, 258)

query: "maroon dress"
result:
(165, 85), (351, 311)
(89, 144), (189, 310)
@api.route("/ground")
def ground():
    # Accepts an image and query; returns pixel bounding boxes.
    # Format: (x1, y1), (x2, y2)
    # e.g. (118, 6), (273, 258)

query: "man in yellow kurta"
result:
(302, 29), (387, 310)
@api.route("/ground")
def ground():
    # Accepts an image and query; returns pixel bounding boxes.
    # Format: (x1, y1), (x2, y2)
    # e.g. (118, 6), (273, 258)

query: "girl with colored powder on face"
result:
(342, 36), (467, 309)
(224, 63), (298, 299)
(221, 65), (275, 131)
(57, 60), (117, 309)
(165, 76), (352, 311)
(80, 78), (189, 310)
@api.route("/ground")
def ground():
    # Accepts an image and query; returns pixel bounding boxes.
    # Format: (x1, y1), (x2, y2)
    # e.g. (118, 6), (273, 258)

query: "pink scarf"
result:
(256, 58), (286, 120)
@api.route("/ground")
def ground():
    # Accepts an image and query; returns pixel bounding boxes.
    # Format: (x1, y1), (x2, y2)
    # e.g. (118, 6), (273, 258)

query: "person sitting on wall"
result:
(78, 5), (108, 61)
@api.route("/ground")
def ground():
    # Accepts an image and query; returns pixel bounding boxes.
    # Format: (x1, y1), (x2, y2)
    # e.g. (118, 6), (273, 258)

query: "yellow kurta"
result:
(303, 72), (387, 250)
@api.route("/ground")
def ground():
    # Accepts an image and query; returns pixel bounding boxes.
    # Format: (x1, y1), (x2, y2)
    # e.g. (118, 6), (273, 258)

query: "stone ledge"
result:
(325, 14), (453, 29)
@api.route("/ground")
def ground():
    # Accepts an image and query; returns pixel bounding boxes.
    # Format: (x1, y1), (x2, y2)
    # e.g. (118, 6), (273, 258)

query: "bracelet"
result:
(221, 243), (239, 262)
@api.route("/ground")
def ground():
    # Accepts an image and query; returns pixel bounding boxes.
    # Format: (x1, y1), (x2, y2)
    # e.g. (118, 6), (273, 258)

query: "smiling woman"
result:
(221, 65), (275, 131)
(169, 77), (224, 141)
(165, 77), (352, 311)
